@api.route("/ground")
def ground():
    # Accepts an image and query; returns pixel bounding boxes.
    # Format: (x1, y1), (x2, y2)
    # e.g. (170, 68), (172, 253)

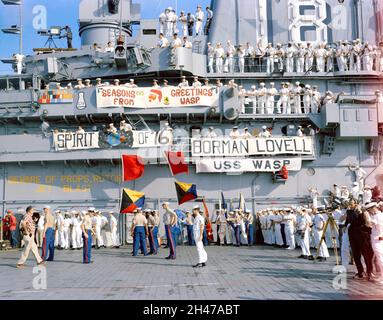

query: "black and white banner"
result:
(191, 137), (313, 157)
(196, 158), (302, 173)
(53, 132), (99, 151)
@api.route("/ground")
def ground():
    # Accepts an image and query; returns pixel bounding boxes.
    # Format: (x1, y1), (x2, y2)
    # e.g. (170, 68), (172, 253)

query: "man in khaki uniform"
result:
(81, 208), (95, 264)
(131, 208), (148, 256)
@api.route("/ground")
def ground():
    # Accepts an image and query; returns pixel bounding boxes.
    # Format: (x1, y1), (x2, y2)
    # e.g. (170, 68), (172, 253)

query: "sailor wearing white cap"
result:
(162, 202), (178, 259)
(259, 125), (271, 138)
(257, 82), (267, 114)
(293, 82), (302, 114)
(152, 79), (161, 89)
(312, 208), (330, 261)
(303, 85), (312, 114)
(229, 126), (240, 139)
(351, 182), (360, 200)
(305, 42), (314, 72)
(71, 210), (83, 250)
(113, 79), (120, 86)
(74, 78), (85, 89)
(296, 126), (304, 137)
(282, 209), (296, 250)
(108, 211), (119, 248)
(178, 75), (189, 88)
(237, 44), (245, 73)
(92, 210), (105, 249)
(297, 208), (314, 260)
(207, 42), (215, 73)
(165, 7), (174, 37)
(192, 205), (208, 267)
(267, 82), (278, 115)
(61, 212), (72, 249)
(195, 5), (204, 36)
(363, 186), (373, 205)
(366, 202), (383, 284)
(55, 209), (65, 250)
(192, 76), (202, 87)
(265, 43), (275, 73)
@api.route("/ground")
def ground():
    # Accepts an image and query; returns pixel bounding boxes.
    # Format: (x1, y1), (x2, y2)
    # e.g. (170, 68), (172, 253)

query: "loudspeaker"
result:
(323, 136), (336, 154)
(223, 107), (239, 121)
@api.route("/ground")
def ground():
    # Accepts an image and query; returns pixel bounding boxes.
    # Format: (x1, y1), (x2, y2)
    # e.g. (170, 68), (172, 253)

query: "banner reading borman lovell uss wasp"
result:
(191, 137), (314, 157)
(96, 86), (219, 108)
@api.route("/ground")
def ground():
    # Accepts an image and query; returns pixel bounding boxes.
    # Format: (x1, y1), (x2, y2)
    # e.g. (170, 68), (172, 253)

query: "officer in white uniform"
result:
(305, 43), (314, 72)
(237, 44), (245, 73)
(257, 82), (267, 114)
(366, 202), (383, 284)
(275, 43), (285, 72)
(207, 42), (215, 73)
(286, 42), (296, 72)
(192, 206), (208, 267)
(293, 82), (302, 114)
(109, 211), (119, 248)
(226, 40), (236, 73)
(165, 8), (173, 37)
(71, 211), (83, 249)
(195, 5), (204, 36)
(315, 43), (326, 72)
(56, 210), (64, 249)
(92, 211), (104, 249)
(326, 44), (334, 72)
(248, 85), (258, 114)
(159, 10), (166, 35)
(312, 208), (330, 261)
(178, 11), (188, 37)
(303, 85), (312, 114)
(311, 85), (321, 114)
(13, 53), (25, 75)
(297, 209), (314, 260)
(351, 39), (363, 72)
(296, 43), (306, 73)
(283, 209), (296, 249)
(62, 212), (71, 249)
(278, 83), (291, 114)
(264, 43), (275, 74)
(214, 43), (225, 74)
(37, 211), (45, 248)
(178, 76), (189, 88)
(266, 82), (277, 114)
(259, 125), (271, 138)
(245, 42), (255, 72)
(192, 76), (202, 87)
(229, 126), (240, 139)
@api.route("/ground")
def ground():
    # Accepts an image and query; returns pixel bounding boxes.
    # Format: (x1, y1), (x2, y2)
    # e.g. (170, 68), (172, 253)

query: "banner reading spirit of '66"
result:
(53, 132), (99, 151)
(196, 158), (302, 173)
(191, 137), (314, 157)
(96, 86), (219, 108)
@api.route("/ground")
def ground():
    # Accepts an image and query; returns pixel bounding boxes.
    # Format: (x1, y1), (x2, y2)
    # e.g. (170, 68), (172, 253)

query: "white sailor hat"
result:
(305, 85), (311, 88)
(181, 76), (186, 79)
(77, 78), (82, 82)
(114, 79), (120, 82)
(270, 82), (275, 85)
(71, 210), (77, 214)
(193, 205), (201, 210)
(88, 207), (96, 212)
(43, 205), (51, 209)
(129, 79), (134, 82)
(85, 79), (91, 83)
(262, 125), (267, 129)
(55, 209), (61, 213)
(108, 211), (114, 214)
(341, 185), (347, 189)
(209, 126), (214, 130)
(162, 201), (170, 206)
(193, 76), (198, 79)
(244, 127), (249, 130)
(120, 120), (126, 123)
(96, 78), (101, 81)
(365, 202), (377, 209)
(251, 85), (256, 89)
(260, 82), (265, 86)
(233, 126), (238, 129)
(245, 209), (251, 213)
(353, 182), (359, 186)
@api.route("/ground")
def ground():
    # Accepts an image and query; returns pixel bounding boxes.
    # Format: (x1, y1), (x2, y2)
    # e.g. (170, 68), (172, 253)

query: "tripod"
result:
(315, 213), (340, 265)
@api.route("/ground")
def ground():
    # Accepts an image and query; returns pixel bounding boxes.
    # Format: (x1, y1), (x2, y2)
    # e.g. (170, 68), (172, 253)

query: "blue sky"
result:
(0, 0), (209, 74)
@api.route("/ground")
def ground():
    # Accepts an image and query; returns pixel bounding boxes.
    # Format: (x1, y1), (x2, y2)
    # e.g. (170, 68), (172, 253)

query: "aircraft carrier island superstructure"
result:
(0, 0), (383, 243)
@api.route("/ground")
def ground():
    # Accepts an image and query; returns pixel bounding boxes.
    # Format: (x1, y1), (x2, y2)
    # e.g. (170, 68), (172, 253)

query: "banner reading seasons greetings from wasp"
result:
(96, 86), (219, 108)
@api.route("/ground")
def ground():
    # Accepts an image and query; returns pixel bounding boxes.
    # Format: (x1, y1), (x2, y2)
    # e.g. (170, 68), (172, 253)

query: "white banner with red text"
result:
(96, 86), (219, 108)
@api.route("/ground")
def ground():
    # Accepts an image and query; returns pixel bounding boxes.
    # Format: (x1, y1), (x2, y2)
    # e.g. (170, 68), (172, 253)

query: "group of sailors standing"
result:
(207, 39), (383, 74)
